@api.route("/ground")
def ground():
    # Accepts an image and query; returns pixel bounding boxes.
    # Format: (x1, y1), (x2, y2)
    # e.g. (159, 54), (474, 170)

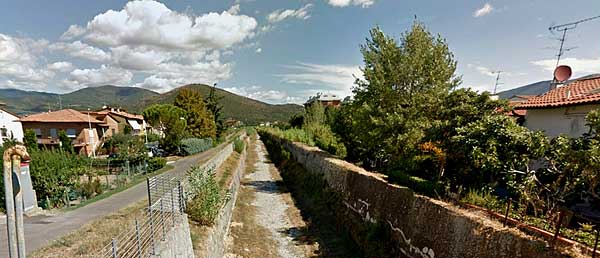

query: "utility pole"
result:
(492, 71), (503, 94)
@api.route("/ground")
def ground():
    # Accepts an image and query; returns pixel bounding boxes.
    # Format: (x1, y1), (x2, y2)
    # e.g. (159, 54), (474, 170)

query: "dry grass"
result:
(31, 201), (147, 258)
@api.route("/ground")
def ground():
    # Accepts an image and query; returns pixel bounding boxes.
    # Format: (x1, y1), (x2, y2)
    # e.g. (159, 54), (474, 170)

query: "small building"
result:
(304, 93), (342, 108)
(20, 109), (105, 156)
(92, 107), (147, 136)
(515, 75), (600, 138)
(0, 105), (24, 146)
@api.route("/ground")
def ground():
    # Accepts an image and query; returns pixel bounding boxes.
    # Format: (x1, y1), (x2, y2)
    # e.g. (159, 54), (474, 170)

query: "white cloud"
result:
(267, 4), (313, 23)
(49, 41), (110, 62)
(224, 85), (298, 104)
(474, 3), (493, 17)
(531, 57), (600, 75)
(227, 4), (240, 15)
(327, 0), (375, 8)
(135, 60), (232, 92)
(277, 62), (362, 97)
(60, 25), (86, 40)
(65, 65), (132, 89)
(47, 61), (74, 72)
(256, 48), (262, 53)
(0, 34), (54, 89)
(82, 0), (256, 50)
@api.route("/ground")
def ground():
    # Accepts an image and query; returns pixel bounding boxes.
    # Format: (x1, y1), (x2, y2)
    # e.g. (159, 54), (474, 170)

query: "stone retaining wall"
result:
(262, 132), (580, 258)
(152, 214), (195, 258)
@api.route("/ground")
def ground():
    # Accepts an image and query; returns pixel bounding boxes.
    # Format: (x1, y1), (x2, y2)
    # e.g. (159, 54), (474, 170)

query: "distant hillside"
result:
(0, 84), (303, 125)
(497, 74), (600, 100)
(139, 84), (303, 124)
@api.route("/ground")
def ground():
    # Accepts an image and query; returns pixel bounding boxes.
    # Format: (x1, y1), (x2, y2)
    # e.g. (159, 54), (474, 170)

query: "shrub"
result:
(148, 157), (166, 172)
(233, 138), (245, 153)
(388, 170), (443, 197)
(80, 178), (103, 199)
(186, 166), (221, 225)
(181, 138), (213, 155)
(462, 189), (504, 211)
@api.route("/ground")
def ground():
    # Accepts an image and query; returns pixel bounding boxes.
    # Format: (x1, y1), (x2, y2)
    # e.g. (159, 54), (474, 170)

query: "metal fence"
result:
(95, 175), (185, 258)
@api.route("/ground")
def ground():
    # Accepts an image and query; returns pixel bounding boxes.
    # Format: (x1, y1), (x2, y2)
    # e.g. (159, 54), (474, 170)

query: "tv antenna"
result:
(548, 15), (600, 67)
(492, 70), (503, 94)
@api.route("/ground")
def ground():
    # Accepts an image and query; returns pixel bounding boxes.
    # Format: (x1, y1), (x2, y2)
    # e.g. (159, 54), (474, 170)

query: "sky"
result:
(1, 0), (600, 104)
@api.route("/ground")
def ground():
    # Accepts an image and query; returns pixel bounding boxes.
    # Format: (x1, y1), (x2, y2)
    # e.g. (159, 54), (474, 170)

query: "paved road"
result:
(0, 145), (224, 256)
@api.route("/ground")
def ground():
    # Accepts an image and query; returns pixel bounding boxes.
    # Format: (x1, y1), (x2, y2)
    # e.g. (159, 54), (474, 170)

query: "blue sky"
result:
(1, 0), (599, 104)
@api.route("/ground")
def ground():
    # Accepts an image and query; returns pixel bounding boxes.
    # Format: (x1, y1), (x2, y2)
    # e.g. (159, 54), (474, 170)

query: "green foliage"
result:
(186, 167), (221, 225)
(289, 114), (304, 128)
(106, 133), (147, 162)
(180, 138), (213, 155)
(233, 138), (245, 153)
(461, 189), (504, 211)
(143, 104), (187, 153)
(147, 157), (166, 172)
(146, 133), (161, 143)
(79, 178), (103, 200)
(205, 85), (225, 137)
(123, 124), (133, 135)
(24, 129), (38, 151)
(58, 130), (74, 153)
(388, 170), (443, 197)
(174, 88), (216, 139)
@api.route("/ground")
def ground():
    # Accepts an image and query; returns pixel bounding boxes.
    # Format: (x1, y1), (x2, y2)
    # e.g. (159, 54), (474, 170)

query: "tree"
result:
(205, 85), (224, 137)
(58, 130), (74, 153)
(343, 22), (460, 170)
(143, 104), (188, 153)
(174, 88), (216, 139)
(23, 129), (38, 151)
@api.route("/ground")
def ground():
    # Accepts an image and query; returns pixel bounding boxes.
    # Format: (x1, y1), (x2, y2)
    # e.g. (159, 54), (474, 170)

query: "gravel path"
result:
(0, 144), (225, 256)
(244, 141), (305, 258)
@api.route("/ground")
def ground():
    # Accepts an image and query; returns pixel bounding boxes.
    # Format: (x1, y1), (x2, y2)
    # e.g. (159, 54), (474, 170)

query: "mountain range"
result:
(0, 85), (302, 125)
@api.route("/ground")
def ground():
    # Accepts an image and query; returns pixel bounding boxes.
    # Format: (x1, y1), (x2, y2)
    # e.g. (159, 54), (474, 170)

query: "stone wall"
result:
(262, 132), (580, 258)
(201, 134), (248, 258)
(152, 214), (195, 258)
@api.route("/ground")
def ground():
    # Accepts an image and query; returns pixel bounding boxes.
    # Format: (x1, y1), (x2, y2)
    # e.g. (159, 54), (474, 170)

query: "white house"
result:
(515, 75), (600, 138)
(0, 106), (24, 145)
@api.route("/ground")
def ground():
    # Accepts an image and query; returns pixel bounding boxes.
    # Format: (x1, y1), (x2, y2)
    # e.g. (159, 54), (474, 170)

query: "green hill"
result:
(0, 85), (303, 125)
(139, 84), (303, 124)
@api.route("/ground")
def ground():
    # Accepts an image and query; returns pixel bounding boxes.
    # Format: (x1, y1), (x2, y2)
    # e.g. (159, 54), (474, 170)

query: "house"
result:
(304, 93), (342, 108)
(91, 107), (147, 136)
(504, 95), (535, 125)
(515, 75), (600, 138)
(19, 109), (105, 156)
(0, 104), (24, 146)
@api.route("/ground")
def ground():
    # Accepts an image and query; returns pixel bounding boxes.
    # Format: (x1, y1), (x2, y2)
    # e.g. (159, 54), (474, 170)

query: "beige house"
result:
(91, 107), (147, 136)
(515, 76), (600, 138)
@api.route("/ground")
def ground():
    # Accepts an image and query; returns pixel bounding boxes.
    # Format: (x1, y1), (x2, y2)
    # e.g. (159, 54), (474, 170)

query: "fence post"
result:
(146, 177), (152, 207)
(161, 199), (166, 240)
(135, 219), (141, 258)
(552, 210), (565, 248)
(149, 207), (156, 255)
(593, 228), (599, 258)
(111, 238), (117, 258)
(503, 198), (512, 227)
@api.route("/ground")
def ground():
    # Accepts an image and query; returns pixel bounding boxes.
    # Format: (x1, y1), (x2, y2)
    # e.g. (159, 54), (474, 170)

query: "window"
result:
(50, 128), (58, 138)
(33, 129), (42, 137)
(66, 129), (77, 138)
(0, 127), (7, 137)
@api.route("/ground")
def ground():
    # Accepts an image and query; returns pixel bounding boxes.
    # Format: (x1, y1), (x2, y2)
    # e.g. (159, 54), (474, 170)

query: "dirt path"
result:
(225, 138), (317, 258)
(0, 144), (226, 256)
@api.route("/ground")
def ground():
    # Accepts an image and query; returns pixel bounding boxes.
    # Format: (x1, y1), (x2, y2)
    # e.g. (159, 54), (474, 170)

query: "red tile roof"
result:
(96, 109), (144, 120)
(20, 109), (103, 123)
(516, 76), (600, 109)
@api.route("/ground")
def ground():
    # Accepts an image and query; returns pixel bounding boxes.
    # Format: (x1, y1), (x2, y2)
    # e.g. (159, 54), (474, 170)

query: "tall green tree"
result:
(23, 129), (38, 151)
(58, 130), (74, 153)
(344, 22), (461, 170)
(143, 104), (188, 153)
(174, 88), (217, 139)
(205, 85), (224, 136)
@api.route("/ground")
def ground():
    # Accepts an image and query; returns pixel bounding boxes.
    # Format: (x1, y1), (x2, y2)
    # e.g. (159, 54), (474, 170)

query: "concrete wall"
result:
(524, 104), (599, 138)
(201, 135), (247, 258)
(152, 214), (195, 258)
(0, 108), (23, 145)
(263, 133), (578, 258)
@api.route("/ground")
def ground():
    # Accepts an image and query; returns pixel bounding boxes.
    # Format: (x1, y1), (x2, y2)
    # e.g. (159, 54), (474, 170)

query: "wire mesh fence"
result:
(94, 175), (185, 258)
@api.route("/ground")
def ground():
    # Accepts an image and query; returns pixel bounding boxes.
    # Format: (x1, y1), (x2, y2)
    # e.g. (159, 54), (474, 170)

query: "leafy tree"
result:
(205, 85), (224, 136)
(23, 129), (38, 151)
(343, 22), (460, 170)
(58, 130), (74, 153)
(143, 104), (188, 153)
(288, 114), (304, 128)
(174, 88), (216, 139)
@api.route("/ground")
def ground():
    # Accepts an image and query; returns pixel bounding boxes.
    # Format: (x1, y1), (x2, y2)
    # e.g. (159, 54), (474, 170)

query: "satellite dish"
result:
(554, 65), (572, 82)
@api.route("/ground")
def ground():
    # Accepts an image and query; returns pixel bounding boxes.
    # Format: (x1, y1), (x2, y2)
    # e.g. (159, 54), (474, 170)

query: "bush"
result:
(461, 189), (504, 211)
(79, 178), (103, 199)
(388, 170), (443, 197)
(181, 138), (213, 155)
(148, 157), (166, 172)
(186, 166), (221, 225)
(233, 138), (245, 153)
